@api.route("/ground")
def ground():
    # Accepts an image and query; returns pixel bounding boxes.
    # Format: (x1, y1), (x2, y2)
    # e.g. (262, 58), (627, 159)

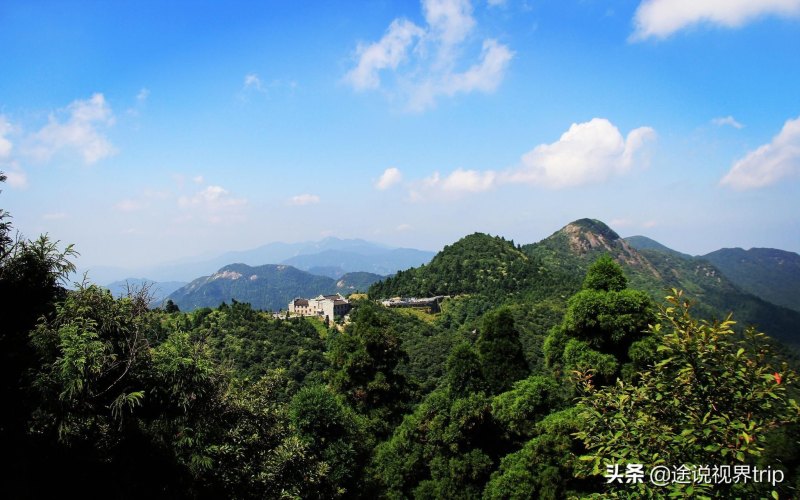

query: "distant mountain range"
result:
(83, 237), (434, 285)
(165, 264), (383, 312)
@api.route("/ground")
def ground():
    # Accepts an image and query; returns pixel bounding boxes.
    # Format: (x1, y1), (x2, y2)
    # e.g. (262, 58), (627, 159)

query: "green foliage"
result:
(327, 301), (411, 436)
(476, 308), (529, 394)
(575, 290), (800, 498)
(446, 343), (487, 397)
(583, 254), (627, 292)
(545, 257), (655, 384)
(372, 389), (501, 498)
(492, 375), (563, 437)
(176, 300), (328, 389)
(289, 385), (369, 497)
(484, 407), (593, 500)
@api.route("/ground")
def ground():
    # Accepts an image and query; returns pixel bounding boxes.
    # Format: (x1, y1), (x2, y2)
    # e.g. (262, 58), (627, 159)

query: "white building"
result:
(288, 293), (351, 319)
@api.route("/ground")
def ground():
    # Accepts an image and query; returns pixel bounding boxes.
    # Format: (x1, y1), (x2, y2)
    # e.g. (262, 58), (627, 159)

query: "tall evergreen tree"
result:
(476, 307), (529, 394)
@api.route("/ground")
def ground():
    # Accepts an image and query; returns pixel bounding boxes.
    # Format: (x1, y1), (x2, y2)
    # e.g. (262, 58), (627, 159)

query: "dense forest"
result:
(2, 172), (799, 499)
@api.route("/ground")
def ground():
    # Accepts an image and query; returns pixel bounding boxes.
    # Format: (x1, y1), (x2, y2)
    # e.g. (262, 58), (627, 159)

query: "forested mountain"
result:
(524, 219), (800, 349)
(166, 263), (383, 311)
(369, 232), (568, 301)
(370, 219), (800, 350)
(626, 236), (800, 315)
(701, 247), (800, 313)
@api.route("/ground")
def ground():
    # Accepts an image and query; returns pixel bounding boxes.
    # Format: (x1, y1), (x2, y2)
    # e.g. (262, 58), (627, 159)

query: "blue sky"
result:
(1, 0), (799, 273)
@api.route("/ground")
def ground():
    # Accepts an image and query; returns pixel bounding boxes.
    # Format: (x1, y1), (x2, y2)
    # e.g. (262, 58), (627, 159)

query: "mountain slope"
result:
(701, 247), (800, 313)
(368, 233), (563, 301)
(625, 235), (692, 259)
(166, 264), (382, 311)
(523, 219), (800, 349)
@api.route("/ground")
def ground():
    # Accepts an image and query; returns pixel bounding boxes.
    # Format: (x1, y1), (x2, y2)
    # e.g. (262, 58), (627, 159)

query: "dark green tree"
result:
(476, 307), (529, 394)
(446, 342), (487, 397)
(544, 256), (655, 384)
(327, 301), (411, 436)
(164, 298), (180, 313)
(582, 254), (627, 292)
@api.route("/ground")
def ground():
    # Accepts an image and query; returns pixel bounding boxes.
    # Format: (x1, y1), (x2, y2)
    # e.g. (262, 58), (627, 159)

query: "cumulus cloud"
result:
(504, 118), (656, 188)
(344, 0), (513, 111)
(26, 93), (116, 164)
(289, 193), (321, 206)
(631, 0), (800, 41)
(720, 115), (800, 189)
(712, 116), (744, 129)
(410, 168), (498, 200)
(408, 118), (655, 200)
(376, 167), (403, 190)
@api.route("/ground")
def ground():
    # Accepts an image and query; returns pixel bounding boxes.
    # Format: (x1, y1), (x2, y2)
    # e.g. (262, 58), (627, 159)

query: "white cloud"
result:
(345, 19), (425, 91)
(345, 0), (513, 111)
(424, 0), (475, 47)
(408, 118), (655, 200)
(409, 168), (497, 200)
(193, 175), (205, 184)
(289, 193), (320, 206)
(631, 0), (800, 41)
(505, 118), (656, 188)
(376, 167), (403, 190)
(712, 116), (744, 129)
(27, 93), (116, 164)
(178, 185), (247, 210)
(396, 223), (413, 231)
(408, 38), (513, 112)
(720, 115), (800, 189)
(42, 212), (67, 220)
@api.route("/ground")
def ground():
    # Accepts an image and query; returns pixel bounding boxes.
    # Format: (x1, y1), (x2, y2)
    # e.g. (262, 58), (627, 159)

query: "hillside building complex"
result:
(288, 293), (351, 319)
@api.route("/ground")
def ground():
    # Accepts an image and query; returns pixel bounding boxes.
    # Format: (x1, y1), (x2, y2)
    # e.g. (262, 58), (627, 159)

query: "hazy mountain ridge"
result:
(83, 237), (434, 284)
(700, 247), (800, 313)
